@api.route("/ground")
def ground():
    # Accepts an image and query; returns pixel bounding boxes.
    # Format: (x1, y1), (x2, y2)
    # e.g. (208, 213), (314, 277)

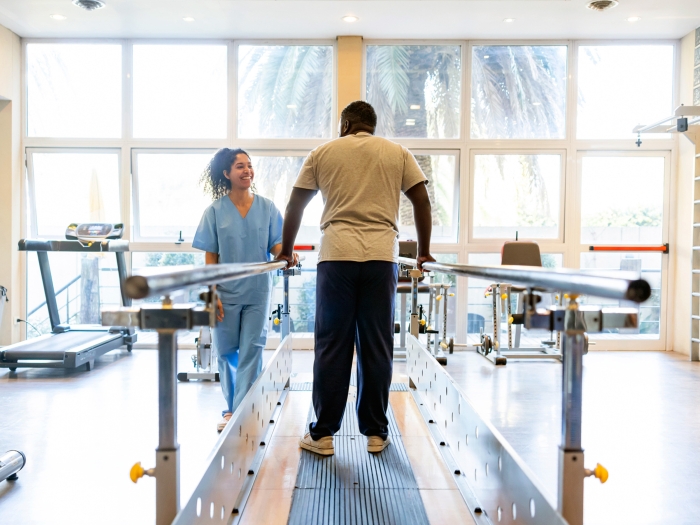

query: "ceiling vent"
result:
(586, 0), (619, 11)
(72, 0), (106, 11)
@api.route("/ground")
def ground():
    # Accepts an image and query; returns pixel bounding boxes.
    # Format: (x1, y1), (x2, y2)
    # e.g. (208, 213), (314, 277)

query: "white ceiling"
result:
(0, 0), (698, 40)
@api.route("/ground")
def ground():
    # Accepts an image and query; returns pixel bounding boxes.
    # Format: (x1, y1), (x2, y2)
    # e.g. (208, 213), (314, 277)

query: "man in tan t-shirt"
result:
(276, 101), (435, 456)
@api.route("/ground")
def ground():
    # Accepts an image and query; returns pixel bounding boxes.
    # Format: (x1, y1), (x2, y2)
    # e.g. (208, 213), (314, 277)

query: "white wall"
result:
(670, 28), (698, 356)
(0, 23), (22, 345)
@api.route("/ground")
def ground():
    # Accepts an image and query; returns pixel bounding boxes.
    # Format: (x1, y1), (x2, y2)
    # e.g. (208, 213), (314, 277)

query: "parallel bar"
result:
(398, 257), (651, 303)
(125, 260), (287, 299)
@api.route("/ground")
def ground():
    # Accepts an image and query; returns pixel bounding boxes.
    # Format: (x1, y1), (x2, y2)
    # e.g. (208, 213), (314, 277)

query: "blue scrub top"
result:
(192, 194), (283, 305)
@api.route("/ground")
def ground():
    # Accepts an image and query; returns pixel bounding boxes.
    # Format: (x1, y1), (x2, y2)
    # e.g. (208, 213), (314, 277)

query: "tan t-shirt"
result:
(294, 132), (428, 263)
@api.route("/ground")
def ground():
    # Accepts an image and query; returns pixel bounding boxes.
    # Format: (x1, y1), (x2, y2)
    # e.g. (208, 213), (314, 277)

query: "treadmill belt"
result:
(2, 331), (121, 360)
(287, 402), (430, 525)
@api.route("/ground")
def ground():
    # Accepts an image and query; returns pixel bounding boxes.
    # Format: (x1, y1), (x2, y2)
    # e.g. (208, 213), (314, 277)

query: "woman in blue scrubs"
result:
(193, 148), (296, 432)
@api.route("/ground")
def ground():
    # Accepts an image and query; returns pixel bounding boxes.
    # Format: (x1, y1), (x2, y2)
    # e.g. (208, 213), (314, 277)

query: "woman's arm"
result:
(204, 252), (224, 321)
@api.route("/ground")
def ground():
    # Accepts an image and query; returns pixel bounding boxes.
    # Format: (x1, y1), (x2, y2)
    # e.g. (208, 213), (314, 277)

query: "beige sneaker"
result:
(367, 435), (391, 453)
(299, 432), (334, 456)
(217, 413), (232, 433)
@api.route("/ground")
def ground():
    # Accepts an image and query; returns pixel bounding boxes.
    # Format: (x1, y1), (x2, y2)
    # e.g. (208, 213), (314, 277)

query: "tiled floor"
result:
(1, 347), (699, 524)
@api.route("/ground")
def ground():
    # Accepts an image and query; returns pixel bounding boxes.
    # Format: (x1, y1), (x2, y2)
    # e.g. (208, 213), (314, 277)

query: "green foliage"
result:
(585, 207), (662, 228)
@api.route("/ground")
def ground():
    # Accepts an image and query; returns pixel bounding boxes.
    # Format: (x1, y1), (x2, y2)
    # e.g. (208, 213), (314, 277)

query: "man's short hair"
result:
(341, 101), (377, 129)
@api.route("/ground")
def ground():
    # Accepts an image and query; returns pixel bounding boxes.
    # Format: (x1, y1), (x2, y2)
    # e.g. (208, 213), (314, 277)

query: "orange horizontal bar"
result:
(294, 245), (317, 251)
(589, 244), (668, 253)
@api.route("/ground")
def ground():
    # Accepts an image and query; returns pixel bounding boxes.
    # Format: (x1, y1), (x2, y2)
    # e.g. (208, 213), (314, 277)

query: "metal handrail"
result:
(27, 274), (81, 317)
(398, 257), (651, 303)
(125, 260), (287, 299)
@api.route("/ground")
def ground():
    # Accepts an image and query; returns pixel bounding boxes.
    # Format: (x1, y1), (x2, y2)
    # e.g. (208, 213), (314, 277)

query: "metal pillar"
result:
(281, 274), (291, 339)
(557, 298), (585, 525)
(37, 251), (61, 331)
(115, 251), (131, 307)
(409, 271), (420, 337)
(156, 330), (180, 525)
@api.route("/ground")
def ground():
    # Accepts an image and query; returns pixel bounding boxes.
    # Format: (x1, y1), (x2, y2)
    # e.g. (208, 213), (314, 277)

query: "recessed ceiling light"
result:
(50, 14), (67, 20)
(406, 119), (416, 126)
(532, 102), (542, 106)
(483, 55), (490, 59)
(287, 104), (297, 109)
(342, 15), (359, 23)
(626, 16), (641, 22)
(503, 18), (515, 23)
(410, 105), (421, 110)
(183, 17), (195, 22)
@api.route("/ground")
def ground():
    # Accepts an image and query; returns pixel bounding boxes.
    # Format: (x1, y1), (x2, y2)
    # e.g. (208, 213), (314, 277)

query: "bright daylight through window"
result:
(471, 45), (567, 139)
(133, 44), (228, 139)
(238, 45), (333, 138)
(577, 44), (674, 139)
(366, 45), (462, 139)
(27, 43), (122, 138)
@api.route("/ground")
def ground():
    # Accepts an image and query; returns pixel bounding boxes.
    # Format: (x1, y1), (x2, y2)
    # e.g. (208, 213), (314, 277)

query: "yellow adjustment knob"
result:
(440, 342), (448, 349)
(555, 295), (560, 301)
(130, 462), (145, 484)
(508, 316), (514, 324)
(484, 292), (490, 298)
(563, 294), (569, 299)
(436, 295), (443, 301)
(449, 293), (455, 297)
(273, 318), (280, 326)
(595, 463), (609, 483)
(420, 319), (426, 326)
(501, 293), (507, 300)
(427, 325), (433, 331)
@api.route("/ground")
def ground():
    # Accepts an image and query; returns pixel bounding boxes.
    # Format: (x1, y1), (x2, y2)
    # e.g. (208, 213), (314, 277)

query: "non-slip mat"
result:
(290, 382), (408, 392)
(287, 401), (430, 525)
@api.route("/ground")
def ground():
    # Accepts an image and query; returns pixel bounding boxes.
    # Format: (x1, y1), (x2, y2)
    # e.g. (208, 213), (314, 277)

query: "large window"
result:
(577, 44), (674, 139)
(27, 43), (122, 138)
(472, 153), (563, 240)
(132, 151), (215, 241)
(237, 45), (334, 139)
(27, 150), (121, 238)
(580, 156), (665, 245)
(399, 152), (459, 242)
(366, 44), (462, 139)
(471, 45), (567, 139)
(133, 44), (228, 139)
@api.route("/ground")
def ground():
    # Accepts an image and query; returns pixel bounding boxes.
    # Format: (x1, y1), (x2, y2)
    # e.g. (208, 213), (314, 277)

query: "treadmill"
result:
(0, 223), (137, 371)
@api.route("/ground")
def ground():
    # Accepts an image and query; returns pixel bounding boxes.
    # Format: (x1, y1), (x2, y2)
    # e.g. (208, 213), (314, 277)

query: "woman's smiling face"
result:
(225, 153), (254, 191)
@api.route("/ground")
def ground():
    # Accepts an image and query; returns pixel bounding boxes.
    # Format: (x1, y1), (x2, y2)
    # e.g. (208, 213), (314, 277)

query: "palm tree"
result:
(238, 45), (333, 139)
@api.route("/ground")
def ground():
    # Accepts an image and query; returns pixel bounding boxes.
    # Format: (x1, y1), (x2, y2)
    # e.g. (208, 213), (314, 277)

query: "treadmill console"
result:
(65, 223), (124, 242)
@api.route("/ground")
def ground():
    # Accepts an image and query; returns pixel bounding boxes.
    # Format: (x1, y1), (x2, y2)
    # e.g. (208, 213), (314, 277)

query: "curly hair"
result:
(200, 148), (251, 200)
(340, 100), (377, 129)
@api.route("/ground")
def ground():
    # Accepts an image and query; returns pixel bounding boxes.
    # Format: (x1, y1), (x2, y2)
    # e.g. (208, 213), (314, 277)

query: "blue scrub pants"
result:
(309, 261), (398, 441)
(213, 303), (269, 415)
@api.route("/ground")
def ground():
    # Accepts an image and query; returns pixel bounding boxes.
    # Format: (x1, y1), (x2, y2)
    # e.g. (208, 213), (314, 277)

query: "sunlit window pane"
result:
(580, 252), (661, 338)
(473, 154), (561, 239)
(366, 45), (462, 139)
(133, 45), (227, 138)
(580, 156), (664, 244)
(577, 45), (674, 139)
(251, 155), (322, 243)
(238, 45), (333, 138)
(27, 43), (121, 138)
(131, 252), (206, 304)
(30, 152), (121, 238)
(398, 154), (458, 242)
(471, 45), (567, 139)
(134, 152), (214, 239)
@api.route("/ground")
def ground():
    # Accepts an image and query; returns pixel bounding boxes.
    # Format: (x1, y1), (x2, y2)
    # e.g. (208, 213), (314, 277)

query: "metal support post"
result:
(426, 287), (434, 348)
(557, 297), (585, 525)
(115, 251), (131, 307)
(156, 329), (180, 525)
(493, 284), (502, 357)
(37, 251), (61, 331)
(281, 274), (290, 339)
(409, 270), (420, 337)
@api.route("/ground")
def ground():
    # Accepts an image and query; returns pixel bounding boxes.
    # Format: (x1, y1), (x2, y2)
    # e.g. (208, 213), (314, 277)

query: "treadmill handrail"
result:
(19, 239), (130, 252)
(397, 257), (651, 303)
(125, 260), (287, 299)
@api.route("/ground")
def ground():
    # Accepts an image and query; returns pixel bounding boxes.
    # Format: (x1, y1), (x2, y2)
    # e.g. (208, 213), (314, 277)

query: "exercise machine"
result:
(0, 223), (136, 371)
